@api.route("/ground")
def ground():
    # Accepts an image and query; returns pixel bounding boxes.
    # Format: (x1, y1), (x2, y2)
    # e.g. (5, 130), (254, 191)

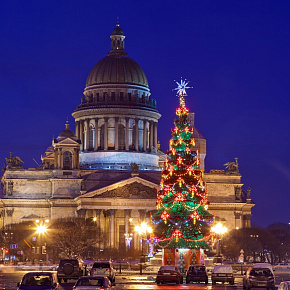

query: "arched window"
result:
(118, 124), (125, 150)
(89, 125), (95, 151)
(63, 151), (72, 170)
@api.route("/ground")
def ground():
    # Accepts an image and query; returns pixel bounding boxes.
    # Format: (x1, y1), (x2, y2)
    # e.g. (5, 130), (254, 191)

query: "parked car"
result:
(57, 258), (87, 283)
(279, 281), (290, 290)
(156, 265), (183, 285)
(211, 264), (234, 285)
(17, 271), (59, 290)
(186, 264), (208, 284)
(243, 266), (275, 290)
(90, 261), (115, 283)
(73, 276), (112, 290)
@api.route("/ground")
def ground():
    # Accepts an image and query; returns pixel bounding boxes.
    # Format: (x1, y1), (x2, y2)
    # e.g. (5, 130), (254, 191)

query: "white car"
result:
(279, 281), (290, 290)
(90, 261), (115, 283)
(73, 276), (112, 290)
(211, 264), (234, 285)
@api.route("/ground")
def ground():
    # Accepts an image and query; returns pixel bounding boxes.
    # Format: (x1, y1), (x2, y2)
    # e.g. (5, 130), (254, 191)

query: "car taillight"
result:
(72, 286), (76, 290)
(100, 287), (104, 290)
(226, 274), (233, 277)
(212, 273), (217, 277)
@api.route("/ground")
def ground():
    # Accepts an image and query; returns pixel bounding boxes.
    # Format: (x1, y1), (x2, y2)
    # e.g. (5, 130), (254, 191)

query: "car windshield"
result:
(213, 265), (233, 273)
(159, 266), (176, 271)
(250, 269), (272, 276)
(93, 262), (110, 268)
(22, 274), (52, 286)
(76, 278), (104, 286)
(189, 266), (205, 272)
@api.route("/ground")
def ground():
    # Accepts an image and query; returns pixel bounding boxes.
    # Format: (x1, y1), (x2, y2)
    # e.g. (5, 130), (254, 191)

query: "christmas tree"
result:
(152, 80), (213, 249)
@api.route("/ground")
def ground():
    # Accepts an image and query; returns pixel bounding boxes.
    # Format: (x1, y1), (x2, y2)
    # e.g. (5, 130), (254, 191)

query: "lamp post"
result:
(135, 222), (152, 274)
(35, 219), (49, 264)
(211, 222), (227, 263)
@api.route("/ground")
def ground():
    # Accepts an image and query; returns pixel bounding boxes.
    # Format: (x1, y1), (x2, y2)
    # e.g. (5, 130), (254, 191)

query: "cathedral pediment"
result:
(77, 176), (157, 200)
(55, 138), (80, 146)
(95, 182), (156, 199)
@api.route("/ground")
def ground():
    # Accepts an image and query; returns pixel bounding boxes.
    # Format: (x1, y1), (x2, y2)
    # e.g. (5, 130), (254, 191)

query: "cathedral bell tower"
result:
(42, 120), (81, 170)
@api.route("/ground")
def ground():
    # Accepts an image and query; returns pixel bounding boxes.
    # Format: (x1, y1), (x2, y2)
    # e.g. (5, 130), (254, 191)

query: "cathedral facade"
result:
(0, 23), (254, 252)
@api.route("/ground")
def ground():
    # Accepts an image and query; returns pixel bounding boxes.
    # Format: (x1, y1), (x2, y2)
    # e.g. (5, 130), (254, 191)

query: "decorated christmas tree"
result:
(152, 80), (213, 250)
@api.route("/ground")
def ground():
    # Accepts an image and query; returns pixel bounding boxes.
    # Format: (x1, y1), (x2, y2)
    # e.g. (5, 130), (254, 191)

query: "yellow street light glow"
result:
(135, 222), (152, 235)
(93, 217), (97, 222)
(211, 222), (228, 235)
(36, 224), (47, 234)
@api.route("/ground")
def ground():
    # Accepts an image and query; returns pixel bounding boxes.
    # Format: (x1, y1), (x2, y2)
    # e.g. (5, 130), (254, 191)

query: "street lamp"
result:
(211, 222), (228, 262)
(35, 219), (49, 264)
(135, 222), (152, 260)
(135, 222), (153, 275)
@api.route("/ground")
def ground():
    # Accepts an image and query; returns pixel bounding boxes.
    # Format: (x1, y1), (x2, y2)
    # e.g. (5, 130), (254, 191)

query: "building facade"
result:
(0, 23), (254, 252)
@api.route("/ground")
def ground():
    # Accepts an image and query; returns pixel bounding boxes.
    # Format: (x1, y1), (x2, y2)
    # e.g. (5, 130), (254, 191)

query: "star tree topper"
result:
(173, 79), (192, 108)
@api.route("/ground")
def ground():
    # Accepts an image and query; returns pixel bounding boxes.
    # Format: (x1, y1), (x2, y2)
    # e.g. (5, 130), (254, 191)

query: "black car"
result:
(17, 272), (59, 289)
(243, 267), (275, 290)
(57, 259), (87, 283)
(156, 265), (183, 285)
(186, 264), (208, 284)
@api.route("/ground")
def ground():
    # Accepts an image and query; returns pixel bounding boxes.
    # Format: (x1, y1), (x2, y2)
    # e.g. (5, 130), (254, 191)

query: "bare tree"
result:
(48, 217), (105, 259)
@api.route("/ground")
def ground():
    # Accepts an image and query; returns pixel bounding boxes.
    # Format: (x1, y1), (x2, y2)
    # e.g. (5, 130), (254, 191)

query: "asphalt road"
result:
(0, 269), (289, 290)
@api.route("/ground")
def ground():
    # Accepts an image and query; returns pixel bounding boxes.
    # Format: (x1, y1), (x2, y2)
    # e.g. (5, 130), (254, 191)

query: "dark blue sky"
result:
(1, 1), (290, 227)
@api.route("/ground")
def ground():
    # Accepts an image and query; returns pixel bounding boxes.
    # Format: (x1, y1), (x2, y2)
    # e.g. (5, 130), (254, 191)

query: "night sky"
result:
(1, 1), (290, 227)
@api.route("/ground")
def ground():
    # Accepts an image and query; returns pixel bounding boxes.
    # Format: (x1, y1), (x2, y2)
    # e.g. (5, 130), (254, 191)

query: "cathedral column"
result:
(104, 117), (109, 150)
(138, 209), (146, 222)
(85, 119), (90, 151)
(124, 209), (132, 251)
(154, 122), (158, 149)
(115, 117), (119, 150)
(149, 121), (153, 152)
(54, 149), (58, 169)
(109, 209), (116, 248)
(143, 120), (147, 152)
(57, 148), (62, 169)
(94, 118), (99, 151)
(94, 209), (102, 248)
(135, 118), (139, 151)
(75, 121), (80, 140)
(125, 117), (129, 151)
(80, 120), (84, 151)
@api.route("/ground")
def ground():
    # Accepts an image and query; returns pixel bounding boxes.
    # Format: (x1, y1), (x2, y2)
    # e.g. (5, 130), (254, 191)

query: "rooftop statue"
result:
(224, 157), (240, 175)
(4, 151), (24, 171)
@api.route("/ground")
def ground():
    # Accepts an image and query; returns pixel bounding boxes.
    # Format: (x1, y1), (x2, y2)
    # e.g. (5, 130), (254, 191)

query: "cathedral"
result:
(0, 23), (254, 252)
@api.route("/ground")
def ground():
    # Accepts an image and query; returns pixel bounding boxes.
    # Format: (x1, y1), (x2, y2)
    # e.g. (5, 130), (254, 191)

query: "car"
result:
(57, 258), (87, 283)
(279, 281), (290, 290)
(73, 276), (112, 289)
(17, 271), (59, 290)
(243, 266), (275, 290)
(211, 264), (234, 285)
(156, 265), (183, 285)
(90, 261), (115, 283)
(186, 264), (208, 284)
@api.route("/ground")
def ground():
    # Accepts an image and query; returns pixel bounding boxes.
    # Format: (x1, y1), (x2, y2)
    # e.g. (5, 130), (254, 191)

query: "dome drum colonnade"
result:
(74, 113), (158, 153)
